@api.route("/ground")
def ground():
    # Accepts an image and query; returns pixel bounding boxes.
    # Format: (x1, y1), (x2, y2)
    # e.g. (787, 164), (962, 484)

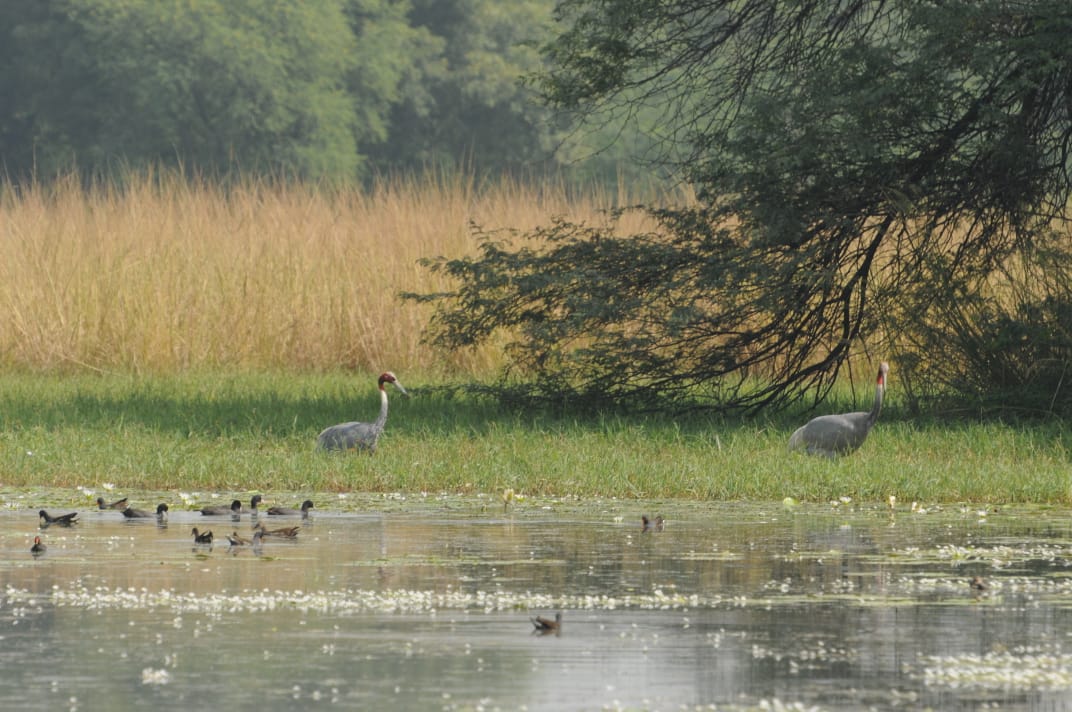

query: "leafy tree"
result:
(370, 0), (561, 174)
(343, 0), (444, 152)
(0, 0), (361, 179)
(416, 1), (1072, 413)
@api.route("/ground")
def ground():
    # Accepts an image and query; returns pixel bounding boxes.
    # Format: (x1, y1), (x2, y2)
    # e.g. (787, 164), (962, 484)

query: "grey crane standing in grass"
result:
(788, 362), (889, 457)
(317, 371), (408, 452)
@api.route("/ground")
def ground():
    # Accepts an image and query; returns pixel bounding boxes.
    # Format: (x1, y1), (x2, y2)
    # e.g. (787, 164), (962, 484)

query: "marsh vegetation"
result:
(0, 372), (1066, 503)
(0, 172), (660, 376)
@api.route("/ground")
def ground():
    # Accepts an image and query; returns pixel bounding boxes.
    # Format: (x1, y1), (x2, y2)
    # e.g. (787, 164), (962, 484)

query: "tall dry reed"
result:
(0, 171), (656, 376)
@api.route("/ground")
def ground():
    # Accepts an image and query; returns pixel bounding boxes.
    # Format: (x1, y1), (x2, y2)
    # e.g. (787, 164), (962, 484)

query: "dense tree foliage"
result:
(0, 0), (361, 178)
(418, 1), (1072, 413)
(0, 0), (595, 181)
(367, 0), (559, 174)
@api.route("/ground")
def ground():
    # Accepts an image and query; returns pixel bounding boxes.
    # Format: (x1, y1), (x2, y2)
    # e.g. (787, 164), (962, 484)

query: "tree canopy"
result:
(417, 0), (1072, 413)
(0, 0), (599, 181)
(0, 0), (363, 178)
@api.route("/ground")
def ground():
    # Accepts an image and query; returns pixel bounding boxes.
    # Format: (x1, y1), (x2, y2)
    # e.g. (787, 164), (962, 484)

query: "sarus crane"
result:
(788, 362), (889, 457)
(317, 371), (407, 453)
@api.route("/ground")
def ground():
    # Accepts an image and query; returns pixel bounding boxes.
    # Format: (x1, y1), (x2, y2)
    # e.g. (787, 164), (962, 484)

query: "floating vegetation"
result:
(751, 640), (857, 672)
(140, 668), (171, 686)
(917, 647), (1072, 691)
(934, 542), (1072, 567)
(897, 574), (1072, 599)
(3, 583), (726, 617)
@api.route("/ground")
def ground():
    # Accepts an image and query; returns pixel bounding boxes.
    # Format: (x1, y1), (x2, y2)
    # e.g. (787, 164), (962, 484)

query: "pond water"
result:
(2, 496), (1072, 711)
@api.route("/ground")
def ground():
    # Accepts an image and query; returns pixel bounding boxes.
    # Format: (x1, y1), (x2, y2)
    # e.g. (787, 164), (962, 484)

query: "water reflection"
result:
(1, 499), (1072, 710)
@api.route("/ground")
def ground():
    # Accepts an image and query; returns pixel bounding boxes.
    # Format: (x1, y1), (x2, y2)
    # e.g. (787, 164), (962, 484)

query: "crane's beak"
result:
(393, 381), (409, 397)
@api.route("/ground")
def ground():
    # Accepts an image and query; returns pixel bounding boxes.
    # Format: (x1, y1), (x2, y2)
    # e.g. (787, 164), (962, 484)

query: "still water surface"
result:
(2, 496), (1072, 711)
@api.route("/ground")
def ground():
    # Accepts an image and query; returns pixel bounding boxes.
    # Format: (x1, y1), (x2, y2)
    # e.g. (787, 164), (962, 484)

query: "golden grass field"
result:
(0, 171), (662, 377)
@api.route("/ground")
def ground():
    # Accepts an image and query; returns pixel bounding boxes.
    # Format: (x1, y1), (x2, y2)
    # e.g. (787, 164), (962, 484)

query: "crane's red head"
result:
(378, 371), (408, 395)
(877, 362), (889, 386)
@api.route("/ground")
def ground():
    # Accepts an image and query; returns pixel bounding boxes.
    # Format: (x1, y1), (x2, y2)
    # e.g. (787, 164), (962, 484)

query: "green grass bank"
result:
(1, 372), (1069, 505)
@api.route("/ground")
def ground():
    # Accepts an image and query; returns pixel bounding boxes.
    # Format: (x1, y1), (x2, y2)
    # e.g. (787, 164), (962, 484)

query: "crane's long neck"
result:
(374, 385), (389, 431)
(867, 371), (885, 427)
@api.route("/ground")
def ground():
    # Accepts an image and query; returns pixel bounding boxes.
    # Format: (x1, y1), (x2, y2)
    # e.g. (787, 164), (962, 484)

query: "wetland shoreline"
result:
(0, 372), (1069, 504)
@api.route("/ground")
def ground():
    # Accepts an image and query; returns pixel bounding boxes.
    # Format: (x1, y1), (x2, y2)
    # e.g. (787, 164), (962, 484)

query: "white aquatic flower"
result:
(102, 483), (115, 491)
(141, 668), (170, 685)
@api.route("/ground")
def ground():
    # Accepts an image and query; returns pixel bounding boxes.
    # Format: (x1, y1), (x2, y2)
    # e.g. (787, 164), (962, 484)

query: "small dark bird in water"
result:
(267, 500), (314, 518)
(191, 527), (214, 544)
(122, 503), (169, 519)
(39, 510), (79, 527)
(254, 522), (300, 539)
(226, 531), (252, 546)
(97, 497), (128, 510)
(245, 494), (264, 515)
(31, 536), (46, 556)
(530, 612), (562, 635)
(201, 499), (242, 516)
(969, 576), (988, 592)
(641, 515), (664, 533)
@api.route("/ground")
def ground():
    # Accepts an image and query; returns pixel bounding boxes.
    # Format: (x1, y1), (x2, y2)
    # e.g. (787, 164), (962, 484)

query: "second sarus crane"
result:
(788, 362), (889, 458)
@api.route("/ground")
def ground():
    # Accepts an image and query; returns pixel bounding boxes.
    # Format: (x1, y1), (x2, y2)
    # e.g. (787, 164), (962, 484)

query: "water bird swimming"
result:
(39, 510), (79, 527)
(317, 371), (408, 453)
(641, 515), (664, 533)
(267, 500), (314, 517)
(226, 531), (252, 546)
(201, 499), (242, 516)
(191, 527), (214, 544)
(788, 362), (889, 457)
(530, 612), (562, 635)
(122, 503), (169, 519)
(253, 522), (300, 539)
(97, 497), (128, 510)
(31, 536), (46, 556)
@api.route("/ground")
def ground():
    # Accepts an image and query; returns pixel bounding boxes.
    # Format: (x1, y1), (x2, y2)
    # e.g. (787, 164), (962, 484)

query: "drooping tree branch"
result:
(412, 1), (1072, 413)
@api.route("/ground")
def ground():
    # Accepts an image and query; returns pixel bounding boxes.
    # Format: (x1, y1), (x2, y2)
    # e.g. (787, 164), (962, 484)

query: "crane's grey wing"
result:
(317, 423), (357, 450)
(317, 422), (379, 452)
(787, 423), (808, 451)
(788, 413), (867, 457)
